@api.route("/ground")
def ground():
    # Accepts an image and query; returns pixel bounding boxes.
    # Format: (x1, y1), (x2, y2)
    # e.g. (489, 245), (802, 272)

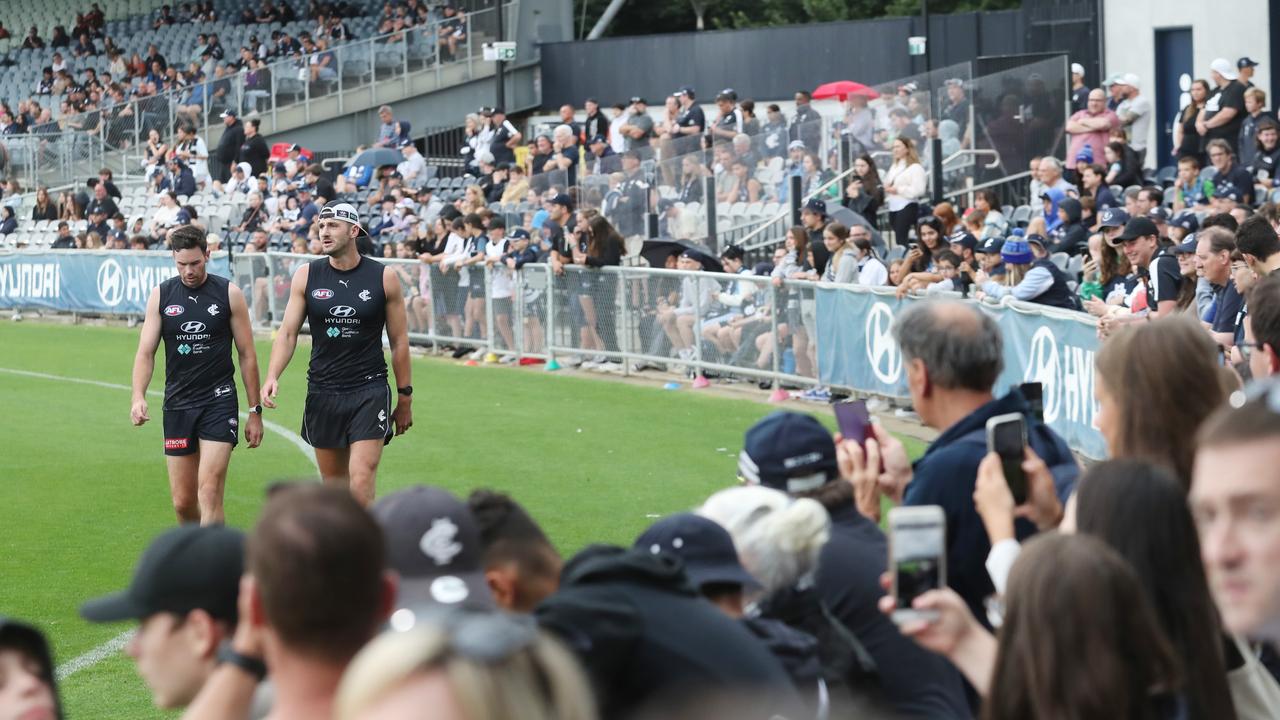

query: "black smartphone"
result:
(833, 400), (871, 445)
(987, 413), (1028, 505)
(1019, 382), (1044, 424)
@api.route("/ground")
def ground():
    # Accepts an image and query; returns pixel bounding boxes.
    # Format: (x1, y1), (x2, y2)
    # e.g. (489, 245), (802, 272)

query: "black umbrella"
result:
(640, 238), (724, 273)
(350, 147), (402, 168)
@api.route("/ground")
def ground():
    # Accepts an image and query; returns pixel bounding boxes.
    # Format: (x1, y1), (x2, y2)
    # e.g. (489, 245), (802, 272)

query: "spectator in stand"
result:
(0, 207), (17, 236)
(1070, 62), (1089, 112)
(1192, 385), (1280, 646)
(1080, 163), (1117, 211)
(883, 137), (926, 246)
(850, 224), (888, 286)
(1206, 138), (1256, 205)
(1238, 87), (1274, 171)
(213, 110), (243, 184)
(733, 411), (972, 717)
(673, 85), (706, 144)
(940, 78), (969, 137)
(180, 485), (393, 720)
(238, 119), (270, 177)
(1196, 226), (1244, 349)
(1244, 273), (1280, 378)
(31, 187), (57, 222)
(50, 223), (75, 249)
(373, 106), (402, 148)
(975, 237), (1080, 309)
(1238, 213), (1280, 277)
(619, 96), (654, 153)
(868, 301), (1077, 623)
(1172, 155), (1213, 212)
(1115, 74), (1152, 165)
(1200, 58), (1248, 156)
(1036, 157), (1077, 201)
(791, 90), (822, 153)
(709, 88), (744, 146)
(1067, 89), (1119, 171)
(467, 489), (562, 613)
(79, 525), (249, 712)
(1250, 119), (1280, 201)
(396, 139), (426, 187)
(843, 154), (884, 226)
(22, 26), (43, 50)
(0, 617), (62, 720)
(1048, 197), (1088, 255)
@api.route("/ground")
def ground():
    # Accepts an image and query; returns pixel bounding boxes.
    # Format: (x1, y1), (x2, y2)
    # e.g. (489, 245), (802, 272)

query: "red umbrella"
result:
(812, 81), (880, 101)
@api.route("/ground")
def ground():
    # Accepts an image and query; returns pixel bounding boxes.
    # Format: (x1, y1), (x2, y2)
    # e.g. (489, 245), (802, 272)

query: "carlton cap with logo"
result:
(80, 525), (245, 623)
(372, 486), (495, 611)
(319, 202), (370, 237)
(738, 411), (839, 494)
(635, 513), (761, 593)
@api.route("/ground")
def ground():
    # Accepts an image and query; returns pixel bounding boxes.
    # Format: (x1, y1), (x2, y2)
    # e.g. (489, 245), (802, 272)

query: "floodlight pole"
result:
(923, 0), (943, 205)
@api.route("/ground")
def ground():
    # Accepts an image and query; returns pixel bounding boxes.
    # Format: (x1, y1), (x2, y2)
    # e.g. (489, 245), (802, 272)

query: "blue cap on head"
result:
(1173, 211), (1200, 233)
(1098, 207), (1129, 229)
(1001, 238), (1034, 264)
(978, 236), (1004, 255)
(738, 412), (838, 494)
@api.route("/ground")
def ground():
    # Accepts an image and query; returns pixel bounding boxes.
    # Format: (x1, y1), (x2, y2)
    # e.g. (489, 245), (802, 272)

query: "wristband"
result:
(217, 643), (267, 681)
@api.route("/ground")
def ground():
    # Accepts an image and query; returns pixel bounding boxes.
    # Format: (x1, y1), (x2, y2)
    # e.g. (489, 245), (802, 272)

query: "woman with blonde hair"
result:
(882, 136), (927, 246)
(336, 611), (597, 720)
(462, 184), (487, 214)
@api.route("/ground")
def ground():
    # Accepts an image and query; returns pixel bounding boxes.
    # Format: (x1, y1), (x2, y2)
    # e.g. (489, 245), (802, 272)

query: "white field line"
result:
(0, 366), (318, 679)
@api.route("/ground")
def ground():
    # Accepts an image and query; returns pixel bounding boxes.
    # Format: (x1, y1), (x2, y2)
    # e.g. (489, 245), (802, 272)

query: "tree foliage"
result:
(577, 0), (1020, 38)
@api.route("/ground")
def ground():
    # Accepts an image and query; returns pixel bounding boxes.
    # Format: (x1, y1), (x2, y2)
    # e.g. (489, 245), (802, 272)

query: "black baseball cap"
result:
(738, 411), (839, 493)
(587, 134), (607, 146)
(81, 525), (245, 623)
(1115, 216), (1159, 243)
(716, 88), (737, 102)
(802, 198), (827, 215)
(1239, 57), (1260, 69)
(219, 108), (237, 118)
(674, 85), (695, 98)
(629, 96), (646, 105)
(549, 193), (574, 210)
(977, 236), (1004, 255)
(372, 486), (495, 611)
(635, 513), (760, 592)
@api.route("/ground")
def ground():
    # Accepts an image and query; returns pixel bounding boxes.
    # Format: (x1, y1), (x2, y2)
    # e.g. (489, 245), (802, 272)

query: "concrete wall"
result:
(1102, 0), (1272, 165)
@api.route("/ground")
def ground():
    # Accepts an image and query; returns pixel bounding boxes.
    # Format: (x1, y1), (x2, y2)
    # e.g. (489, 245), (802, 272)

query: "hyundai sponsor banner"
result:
(0, 251), (231, 315)
(815, 288), (1105, 459)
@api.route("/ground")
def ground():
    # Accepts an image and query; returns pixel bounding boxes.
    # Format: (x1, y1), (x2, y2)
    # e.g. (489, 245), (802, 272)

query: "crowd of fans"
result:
(7, 292), (1280, 720)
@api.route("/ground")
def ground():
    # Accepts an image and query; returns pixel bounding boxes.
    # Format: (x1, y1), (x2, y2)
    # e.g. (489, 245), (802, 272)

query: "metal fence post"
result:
(270, 64), (279, 129)
(513, 266), (524, 359)
(768, 283), (785, 400)
(466, 14), (473, 78)
(691, 269), (704, 383)
(401, 29), (410, 95)
(545, 264), (558, 367)
(619, 267), (631, 376)
(484, 263), (496, 358)
(303, 58), (311, 123)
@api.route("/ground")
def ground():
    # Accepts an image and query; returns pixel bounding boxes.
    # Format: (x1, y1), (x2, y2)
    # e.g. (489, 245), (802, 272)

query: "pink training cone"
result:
(692, 375), (711, 389)
(769, 387), (790, 403)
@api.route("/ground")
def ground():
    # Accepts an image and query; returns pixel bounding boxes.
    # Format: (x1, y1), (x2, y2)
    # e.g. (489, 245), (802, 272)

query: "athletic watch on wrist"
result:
(397, 385), (413, 397)
(217, 643), (267, 681)
(247, 404), (263, 415)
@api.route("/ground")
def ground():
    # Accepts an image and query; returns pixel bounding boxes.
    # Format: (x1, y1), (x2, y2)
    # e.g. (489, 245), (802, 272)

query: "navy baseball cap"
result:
(635, 513), (760, 592)
(1098, 207), (1129, 229)
(372, 486), (495, 611)
(802, 198), (827, 215)
(549, 193), (574, 210)
(587, 134), (607, 146)
(1172, 211), (1200, 233)
(977, 236), (1004, 255)
(1024, 233), (1048, 250)
(398, 137), (414, 148)
(1115, 216), (1160, 243)
(738, 411), (839, 493)
(674, 85), (695, 98)
(1215, 183), (1242, 201)
(1147, 206), (1170, 224)
(509, 228), (530, 240)
(948, 229), (977, 252)
(81, 525), (245, 623)
(1239, 57), (1260, 69)
(716, 88), (738, 102)
(1173, 237), (1198, 255)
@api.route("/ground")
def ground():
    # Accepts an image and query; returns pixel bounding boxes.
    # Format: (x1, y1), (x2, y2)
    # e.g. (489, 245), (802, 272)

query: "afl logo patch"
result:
(312, 288), (334, 299)
(164, 304), (185, 316)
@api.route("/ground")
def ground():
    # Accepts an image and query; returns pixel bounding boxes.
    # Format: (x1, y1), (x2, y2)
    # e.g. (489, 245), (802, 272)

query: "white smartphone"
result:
(889, 505), (946, 623)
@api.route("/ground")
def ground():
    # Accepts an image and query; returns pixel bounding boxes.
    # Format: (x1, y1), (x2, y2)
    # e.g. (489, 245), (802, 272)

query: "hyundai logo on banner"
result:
(97, 258), (124, 307)
(864, 302), (901, 384)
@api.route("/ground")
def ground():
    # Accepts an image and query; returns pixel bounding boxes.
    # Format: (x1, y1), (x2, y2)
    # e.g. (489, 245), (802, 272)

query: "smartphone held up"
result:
(889, 505), (946, 623)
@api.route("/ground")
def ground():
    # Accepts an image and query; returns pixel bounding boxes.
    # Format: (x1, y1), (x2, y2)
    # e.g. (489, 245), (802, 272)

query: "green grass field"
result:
(0, 321), (923, 719)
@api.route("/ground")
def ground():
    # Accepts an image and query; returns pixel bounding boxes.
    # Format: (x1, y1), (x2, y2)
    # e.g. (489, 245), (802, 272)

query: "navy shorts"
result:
(163, 402), (240, 456)
(302, 382), (393, 449)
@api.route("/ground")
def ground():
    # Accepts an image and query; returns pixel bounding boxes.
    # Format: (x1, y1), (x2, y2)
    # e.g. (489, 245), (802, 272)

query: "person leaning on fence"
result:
(975, 237), (1081, 310)
(701, 245), (758, 358)
(657, 251), (720, 366)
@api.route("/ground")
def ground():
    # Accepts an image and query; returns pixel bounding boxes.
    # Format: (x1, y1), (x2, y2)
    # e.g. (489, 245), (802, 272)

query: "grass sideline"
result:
(0, 321), (925, 719)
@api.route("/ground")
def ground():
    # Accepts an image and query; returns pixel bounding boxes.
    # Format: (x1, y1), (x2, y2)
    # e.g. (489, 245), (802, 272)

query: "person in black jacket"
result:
(737, 411), (975, 719)
(213, 109), (243, 183)
(1049, 197), (1088, 255)
(237, 118), (270, 177)
(535, 545), (802, 719)
(573, 214), (624, 363)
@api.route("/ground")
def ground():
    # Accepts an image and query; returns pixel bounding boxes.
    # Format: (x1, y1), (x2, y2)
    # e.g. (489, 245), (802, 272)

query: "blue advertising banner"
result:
(815, 287), (1105, 459)
(0, 251), (231, 315)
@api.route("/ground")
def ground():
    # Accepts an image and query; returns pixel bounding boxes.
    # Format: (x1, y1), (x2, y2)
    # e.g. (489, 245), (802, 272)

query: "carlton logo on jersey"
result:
(164, 304), (185, 316)
(312, 288), (335, 299)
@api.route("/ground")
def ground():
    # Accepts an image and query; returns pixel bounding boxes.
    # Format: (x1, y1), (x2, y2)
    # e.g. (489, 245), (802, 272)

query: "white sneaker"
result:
(677, 348), (694, 362)
(469, 348), (485, 360)
(560, 355), (583, 367)
(591, 354), (608, 364)
(580, 360), (600, 370)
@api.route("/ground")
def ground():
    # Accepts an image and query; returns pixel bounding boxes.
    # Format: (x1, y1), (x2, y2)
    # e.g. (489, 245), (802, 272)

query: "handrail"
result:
(736, 164), (859, 250)
(943, 148), (1001, 170)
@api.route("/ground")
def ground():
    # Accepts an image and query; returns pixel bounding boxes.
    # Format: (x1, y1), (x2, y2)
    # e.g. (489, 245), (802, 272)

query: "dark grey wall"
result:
(537, 7), (1095, 108)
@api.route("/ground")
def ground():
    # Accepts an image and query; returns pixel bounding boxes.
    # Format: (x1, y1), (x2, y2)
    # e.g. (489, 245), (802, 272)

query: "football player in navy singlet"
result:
(261, 202), (413, 505)
(130, 226), (264, 525)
